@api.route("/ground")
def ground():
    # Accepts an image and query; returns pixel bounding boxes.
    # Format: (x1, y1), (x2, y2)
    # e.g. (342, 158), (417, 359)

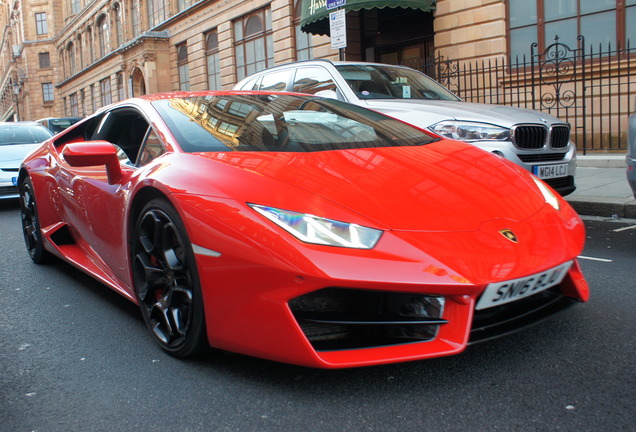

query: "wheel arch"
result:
(127, 186), (170, 251)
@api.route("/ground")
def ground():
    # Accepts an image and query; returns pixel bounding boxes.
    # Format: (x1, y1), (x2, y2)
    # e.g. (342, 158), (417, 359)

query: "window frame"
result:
(507, 1), (633, 59)
(42, 82), (54, 103)
(177, 43), (190, 91)
(233, 8), (274, 81)
(35, 12), (48, 35)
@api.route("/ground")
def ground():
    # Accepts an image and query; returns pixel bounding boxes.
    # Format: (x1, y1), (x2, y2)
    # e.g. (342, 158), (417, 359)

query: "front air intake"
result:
(289, 288), (447, 351)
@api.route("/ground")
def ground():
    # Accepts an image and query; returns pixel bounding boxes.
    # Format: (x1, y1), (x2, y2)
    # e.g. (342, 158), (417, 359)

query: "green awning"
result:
(300, 0), (436, 35)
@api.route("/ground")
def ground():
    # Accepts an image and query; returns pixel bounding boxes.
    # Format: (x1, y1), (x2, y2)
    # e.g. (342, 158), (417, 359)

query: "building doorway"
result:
(130, 68), (146, 97)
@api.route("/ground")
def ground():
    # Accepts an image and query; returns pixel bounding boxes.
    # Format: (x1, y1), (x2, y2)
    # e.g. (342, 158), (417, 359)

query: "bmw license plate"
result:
(533, 163), (568, 179)
(12, 176), (18, 186)
(475, 261), (573, 310)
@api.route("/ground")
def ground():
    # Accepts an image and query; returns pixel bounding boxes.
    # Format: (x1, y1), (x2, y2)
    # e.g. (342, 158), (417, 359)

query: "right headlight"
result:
(430, 121), (510, 142)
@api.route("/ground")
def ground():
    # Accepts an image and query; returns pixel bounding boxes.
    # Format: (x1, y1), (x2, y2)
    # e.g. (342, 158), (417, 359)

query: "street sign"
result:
(329, 9), (347, 50)
(327, 0), (346, 10)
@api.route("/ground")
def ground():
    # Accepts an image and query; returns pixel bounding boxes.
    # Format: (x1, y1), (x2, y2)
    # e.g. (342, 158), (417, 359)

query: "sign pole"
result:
(327, 0), (347, 60)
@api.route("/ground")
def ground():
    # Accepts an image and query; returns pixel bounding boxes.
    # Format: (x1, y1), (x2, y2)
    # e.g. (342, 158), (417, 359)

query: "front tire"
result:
(131, 198), (207, 357)
(19, 176), (50, 264)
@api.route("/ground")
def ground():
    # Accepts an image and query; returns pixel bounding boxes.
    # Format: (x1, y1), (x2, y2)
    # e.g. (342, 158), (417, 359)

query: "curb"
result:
(566, 197), (636, 219)
(577, 155), (626, 168)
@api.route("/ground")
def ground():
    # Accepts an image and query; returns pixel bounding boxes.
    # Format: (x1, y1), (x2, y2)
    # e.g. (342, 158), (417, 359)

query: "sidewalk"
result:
(565, 155), (636, 219)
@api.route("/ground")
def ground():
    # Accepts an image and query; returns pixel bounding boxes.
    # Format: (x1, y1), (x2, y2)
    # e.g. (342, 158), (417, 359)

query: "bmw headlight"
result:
(250, 204), (382, 249)
(532, 177), (560, 211)
(430, 121), (510, 142)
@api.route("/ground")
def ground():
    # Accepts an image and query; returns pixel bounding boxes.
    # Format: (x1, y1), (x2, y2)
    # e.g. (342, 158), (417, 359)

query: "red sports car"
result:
(19, 91), (589, 368)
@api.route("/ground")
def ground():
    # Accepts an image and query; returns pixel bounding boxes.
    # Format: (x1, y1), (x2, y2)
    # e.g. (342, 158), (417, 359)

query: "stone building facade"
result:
(1, 0), (634, 153)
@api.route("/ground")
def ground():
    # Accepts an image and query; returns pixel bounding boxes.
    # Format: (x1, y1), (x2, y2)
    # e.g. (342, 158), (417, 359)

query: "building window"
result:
(39, 52), (51, 68)
(178, 0), (192, 12)
(101, 78), (112, 106)
(294, 0), (313, 61)
(71, 0), (81, 14)
(508, 0), (631, 59)
(113, 3), (123, 48)
(91, 84), (96, 112)
(234, 8), (274, 81)
(117, 73), (125, 100)
(97, 14), (109, 58)
(67, 42), (75, 76)
(77, 35), (84, 69)
(87, 26), (94, 63)
(35, 12), (48, 35)
(205, 31), (221, 90)
(70, 93), (79, 117)
(148, 0), (167, 28)
(42, 83), (54, 102)
(177, 44), (190, 91)
(131, 0), (140, 37)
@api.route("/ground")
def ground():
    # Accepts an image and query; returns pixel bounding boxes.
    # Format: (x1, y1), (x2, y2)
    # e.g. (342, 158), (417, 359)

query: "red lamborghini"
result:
(19, 91), (589, 368)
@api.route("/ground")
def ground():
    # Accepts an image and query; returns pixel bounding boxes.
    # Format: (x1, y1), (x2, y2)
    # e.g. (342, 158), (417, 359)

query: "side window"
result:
(91, 109), (150, 164)
(136, 129), (166, 166)
(239, 76), (261, 90)
(258, 69), (292, 91)
(292, 67), (337, 95)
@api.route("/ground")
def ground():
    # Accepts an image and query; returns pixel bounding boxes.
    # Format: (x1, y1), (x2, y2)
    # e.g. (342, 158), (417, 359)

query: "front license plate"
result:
(532, 163), (568, 179)
(475, 261), (573, 310)
(12, 176), (18, 186)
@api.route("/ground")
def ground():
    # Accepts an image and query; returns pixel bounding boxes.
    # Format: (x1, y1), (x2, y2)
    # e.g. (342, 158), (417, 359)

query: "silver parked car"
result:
(0, 122), (53, 199)
(235, 60), (577, 195)
(628, 112), (636, 198)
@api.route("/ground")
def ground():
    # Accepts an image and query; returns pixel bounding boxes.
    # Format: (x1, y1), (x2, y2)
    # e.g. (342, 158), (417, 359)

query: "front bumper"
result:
(187, 202), (589, 368)
(0, 170), (20, 199)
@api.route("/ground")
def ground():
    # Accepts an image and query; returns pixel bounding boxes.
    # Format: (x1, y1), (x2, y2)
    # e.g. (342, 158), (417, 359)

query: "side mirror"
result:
(62, 141), (124, 184)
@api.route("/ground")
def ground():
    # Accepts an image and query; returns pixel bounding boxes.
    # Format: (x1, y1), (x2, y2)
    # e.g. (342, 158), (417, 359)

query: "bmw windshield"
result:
(335, 64), (460, 101)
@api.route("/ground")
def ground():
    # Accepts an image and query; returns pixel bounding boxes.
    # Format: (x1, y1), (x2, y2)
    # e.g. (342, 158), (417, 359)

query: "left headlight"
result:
(249, 204), (383, 249)
(430, 120), (510, 142)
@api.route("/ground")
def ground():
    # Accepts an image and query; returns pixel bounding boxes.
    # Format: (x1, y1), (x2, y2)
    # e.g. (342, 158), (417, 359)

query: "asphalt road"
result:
(1, 199), (634, 432)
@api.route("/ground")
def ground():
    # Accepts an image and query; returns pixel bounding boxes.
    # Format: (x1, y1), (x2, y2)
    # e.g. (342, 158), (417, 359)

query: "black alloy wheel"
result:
(132, 198), (207, 357)
(19, 176), (50, 264)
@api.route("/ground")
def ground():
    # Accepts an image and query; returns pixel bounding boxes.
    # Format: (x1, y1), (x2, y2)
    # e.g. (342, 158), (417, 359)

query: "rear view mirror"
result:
(62, 141), (124, 184)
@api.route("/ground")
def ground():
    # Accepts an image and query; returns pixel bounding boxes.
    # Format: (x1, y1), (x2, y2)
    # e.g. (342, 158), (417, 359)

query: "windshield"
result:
(0, 124), (53, 146)
(152, 94), (438, 153)
(335, 64), (460, 101)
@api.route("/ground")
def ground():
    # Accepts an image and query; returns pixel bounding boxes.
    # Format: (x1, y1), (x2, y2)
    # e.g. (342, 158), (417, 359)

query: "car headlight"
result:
(532, 177), (560, 211)
(430, 121), (510, 142)
(249, 204), (382, 249)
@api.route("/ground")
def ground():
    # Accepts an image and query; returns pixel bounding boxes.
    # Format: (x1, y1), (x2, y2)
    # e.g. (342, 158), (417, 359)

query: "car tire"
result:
(131, 198), (207, 357)
(19, 176), (51, 264)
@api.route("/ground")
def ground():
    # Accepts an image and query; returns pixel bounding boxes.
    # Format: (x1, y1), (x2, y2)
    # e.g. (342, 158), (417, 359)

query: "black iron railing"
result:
(416, 36), (635, 154)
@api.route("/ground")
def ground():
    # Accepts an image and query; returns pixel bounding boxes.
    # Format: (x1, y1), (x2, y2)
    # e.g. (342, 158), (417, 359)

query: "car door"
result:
(56, 107), (152, 285)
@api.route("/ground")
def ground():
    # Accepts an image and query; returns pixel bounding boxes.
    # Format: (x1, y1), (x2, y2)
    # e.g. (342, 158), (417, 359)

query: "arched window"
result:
(177, 43), (190, 91)
(67, 41), (75, 76)
(205, 31), (221, 90)
(113, 3), (123, 47)
(77, 34), (84, 69)
(87, 26), (94, 63)
(131, 0), (140, 37)
(234, 8), (274, 80)
(96, 14), (110, 58)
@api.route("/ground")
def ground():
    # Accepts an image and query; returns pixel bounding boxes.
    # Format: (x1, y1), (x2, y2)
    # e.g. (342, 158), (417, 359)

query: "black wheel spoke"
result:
(132, 201), (203, 355)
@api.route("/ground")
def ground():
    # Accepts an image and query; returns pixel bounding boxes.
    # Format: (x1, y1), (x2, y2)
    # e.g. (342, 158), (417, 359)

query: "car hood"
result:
(360, 99), (565, 130)
(0, 143), (41, 169)
(192, 140), (553, 232)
